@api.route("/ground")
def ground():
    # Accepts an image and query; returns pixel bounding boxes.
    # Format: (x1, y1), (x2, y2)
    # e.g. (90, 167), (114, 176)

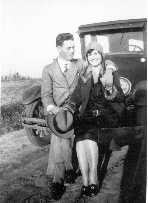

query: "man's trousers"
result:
(46, 133), (73, 182)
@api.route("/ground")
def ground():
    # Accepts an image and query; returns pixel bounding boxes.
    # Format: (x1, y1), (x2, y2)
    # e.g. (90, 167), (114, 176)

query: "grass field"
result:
(1, 79), (41, 106)
(0, 79), (41, 135)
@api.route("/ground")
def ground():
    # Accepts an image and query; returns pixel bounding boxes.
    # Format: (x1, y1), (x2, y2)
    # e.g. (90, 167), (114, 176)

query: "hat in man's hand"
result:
(46, 109), (74, 139)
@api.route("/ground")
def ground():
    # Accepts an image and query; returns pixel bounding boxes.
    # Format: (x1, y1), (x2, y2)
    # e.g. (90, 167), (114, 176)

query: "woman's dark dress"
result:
(74, 76), (124, 143)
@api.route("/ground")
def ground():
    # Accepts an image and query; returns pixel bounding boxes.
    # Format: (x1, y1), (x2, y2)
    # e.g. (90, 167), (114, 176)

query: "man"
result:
(41, 33), (116, 200)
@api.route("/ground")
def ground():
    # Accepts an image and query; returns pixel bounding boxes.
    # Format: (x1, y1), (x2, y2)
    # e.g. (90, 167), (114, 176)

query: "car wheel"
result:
(24, 99), (51, 146)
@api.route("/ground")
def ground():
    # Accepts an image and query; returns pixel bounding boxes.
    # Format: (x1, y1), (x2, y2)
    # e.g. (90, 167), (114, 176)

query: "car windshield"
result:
(84, 31), (144, 54)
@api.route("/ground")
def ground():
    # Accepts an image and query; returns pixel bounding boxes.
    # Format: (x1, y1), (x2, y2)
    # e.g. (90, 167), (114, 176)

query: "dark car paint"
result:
(105, 53), (147, 88)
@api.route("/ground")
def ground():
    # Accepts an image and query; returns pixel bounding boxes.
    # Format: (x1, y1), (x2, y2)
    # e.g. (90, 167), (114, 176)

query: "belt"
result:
(83, 109), (102, 119)
(92, 109), (101, 117)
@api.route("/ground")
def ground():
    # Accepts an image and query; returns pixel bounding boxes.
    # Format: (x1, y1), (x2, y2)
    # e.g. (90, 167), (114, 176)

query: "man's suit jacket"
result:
(41, 58), (85, 114)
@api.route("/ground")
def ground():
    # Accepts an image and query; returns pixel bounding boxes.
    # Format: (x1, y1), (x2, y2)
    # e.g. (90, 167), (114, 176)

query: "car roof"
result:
(78, 18), (147, 35)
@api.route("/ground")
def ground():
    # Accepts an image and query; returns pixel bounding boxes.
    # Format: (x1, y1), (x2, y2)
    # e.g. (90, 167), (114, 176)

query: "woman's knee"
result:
(76, 140), (87, 153)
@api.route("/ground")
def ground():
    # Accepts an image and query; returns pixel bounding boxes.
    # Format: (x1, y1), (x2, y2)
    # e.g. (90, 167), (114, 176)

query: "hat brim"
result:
(47, 114), (74, 139)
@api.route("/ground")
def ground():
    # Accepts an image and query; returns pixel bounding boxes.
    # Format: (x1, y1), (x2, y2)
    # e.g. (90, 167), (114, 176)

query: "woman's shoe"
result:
(88, 184), (99, 197)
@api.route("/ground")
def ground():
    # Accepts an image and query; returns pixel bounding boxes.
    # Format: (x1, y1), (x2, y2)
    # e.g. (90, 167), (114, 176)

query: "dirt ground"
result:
(0, 129), (128, 203)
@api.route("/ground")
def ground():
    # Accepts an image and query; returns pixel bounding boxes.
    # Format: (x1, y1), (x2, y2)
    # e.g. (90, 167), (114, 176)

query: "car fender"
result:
(22, 84), (41, 105)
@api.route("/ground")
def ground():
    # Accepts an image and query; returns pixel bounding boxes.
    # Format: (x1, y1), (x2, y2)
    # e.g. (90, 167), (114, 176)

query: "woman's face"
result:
(87, 50), (102, 66)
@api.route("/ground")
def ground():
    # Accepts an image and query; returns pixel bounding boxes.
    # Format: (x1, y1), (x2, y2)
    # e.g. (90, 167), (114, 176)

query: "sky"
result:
(1, 0), (147, 78)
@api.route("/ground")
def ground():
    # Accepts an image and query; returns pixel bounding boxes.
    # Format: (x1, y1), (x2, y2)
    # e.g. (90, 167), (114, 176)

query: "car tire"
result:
(24, 99), (51, 147)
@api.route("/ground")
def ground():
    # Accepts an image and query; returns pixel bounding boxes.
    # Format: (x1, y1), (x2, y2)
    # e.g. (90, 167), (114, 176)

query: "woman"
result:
(65, 41), (125, 198)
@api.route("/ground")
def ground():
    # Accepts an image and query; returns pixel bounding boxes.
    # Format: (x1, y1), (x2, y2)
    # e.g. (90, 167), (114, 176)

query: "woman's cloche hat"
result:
(85, 41), (103, 54)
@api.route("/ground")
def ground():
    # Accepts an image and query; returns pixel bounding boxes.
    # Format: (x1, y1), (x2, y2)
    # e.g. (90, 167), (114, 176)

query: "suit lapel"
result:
(54, 59), (78, 88)
(65, 61), (79, 86)
(53, 59), (69, 86)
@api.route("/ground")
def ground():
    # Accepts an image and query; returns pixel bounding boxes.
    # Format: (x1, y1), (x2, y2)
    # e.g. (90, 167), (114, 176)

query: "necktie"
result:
(63, 64), (69, 76)
(64, 64), (68, 72)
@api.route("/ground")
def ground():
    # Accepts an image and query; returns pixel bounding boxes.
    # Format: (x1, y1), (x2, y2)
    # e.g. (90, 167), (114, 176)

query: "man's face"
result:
(58, 40), (75, 61)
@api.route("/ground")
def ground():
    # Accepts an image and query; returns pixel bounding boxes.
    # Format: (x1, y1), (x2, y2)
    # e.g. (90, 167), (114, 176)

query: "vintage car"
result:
(22, 18), (147, 147)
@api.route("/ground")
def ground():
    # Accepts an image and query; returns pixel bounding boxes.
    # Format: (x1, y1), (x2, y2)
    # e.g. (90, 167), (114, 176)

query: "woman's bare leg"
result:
(76, 141), (89, 186)
(86, 140), (98, 185)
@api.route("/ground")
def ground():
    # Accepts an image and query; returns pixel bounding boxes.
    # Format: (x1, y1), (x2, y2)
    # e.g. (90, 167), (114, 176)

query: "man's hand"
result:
(47, 104), (61, 115)
(100, 69), (113, 88)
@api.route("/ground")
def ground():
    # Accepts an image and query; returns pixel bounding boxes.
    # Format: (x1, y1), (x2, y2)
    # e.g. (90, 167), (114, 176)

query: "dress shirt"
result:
(57, 57), (71, 73)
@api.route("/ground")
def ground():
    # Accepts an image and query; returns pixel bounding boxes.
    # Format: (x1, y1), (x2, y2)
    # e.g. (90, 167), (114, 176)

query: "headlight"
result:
(120, 77), (132, 96)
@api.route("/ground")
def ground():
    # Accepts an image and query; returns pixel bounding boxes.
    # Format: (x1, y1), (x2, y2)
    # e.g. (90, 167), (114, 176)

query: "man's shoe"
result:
(88, 184), (99, 197)
(64, 169), (77, 184)
(74, 186), (89, 203)
(51, 179), (66, 200)
(81, 185), (90, 196)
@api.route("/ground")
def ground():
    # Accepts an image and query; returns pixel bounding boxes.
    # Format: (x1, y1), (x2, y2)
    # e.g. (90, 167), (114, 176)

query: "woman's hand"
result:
(100, 69), (113, 87)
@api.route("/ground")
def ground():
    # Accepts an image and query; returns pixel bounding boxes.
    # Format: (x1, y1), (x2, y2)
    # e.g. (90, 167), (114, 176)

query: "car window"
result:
(84, 31), (144, 54)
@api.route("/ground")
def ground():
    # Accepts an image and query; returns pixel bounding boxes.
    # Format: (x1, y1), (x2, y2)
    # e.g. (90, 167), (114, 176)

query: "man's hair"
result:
(56, 33), (74, 47)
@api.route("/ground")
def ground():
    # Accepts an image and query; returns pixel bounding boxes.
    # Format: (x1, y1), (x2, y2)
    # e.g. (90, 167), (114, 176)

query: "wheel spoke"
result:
(25, 100), (51, 146)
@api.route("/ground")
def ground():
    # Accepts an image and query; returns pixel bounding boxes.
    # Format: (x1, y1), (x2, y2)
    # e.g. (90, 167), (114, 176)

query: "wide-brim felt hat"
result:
(46, 109), (74, 139)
